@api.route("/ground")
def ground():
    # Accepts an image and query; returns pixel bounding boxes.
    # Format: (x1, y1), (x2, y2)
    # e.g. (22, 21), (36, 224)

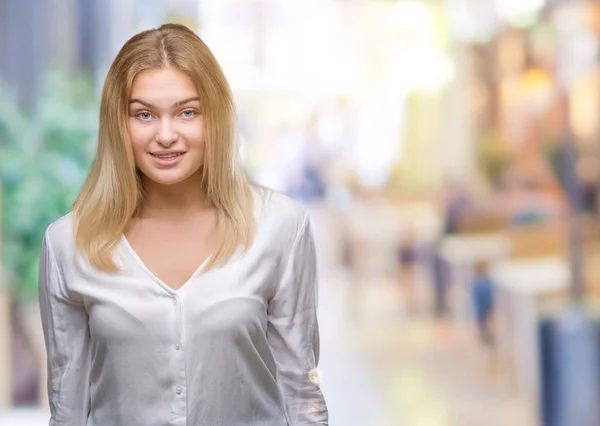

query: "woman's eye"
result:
(181, 109), (196, 118)
(136, 112), (153, 120)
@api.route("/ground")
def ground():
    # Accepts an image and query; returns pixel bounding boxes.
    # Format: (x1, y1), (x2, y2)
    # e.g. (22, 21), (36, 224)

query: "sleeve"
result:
(38, 228), (91, 425)
(267, 214), (329, 425)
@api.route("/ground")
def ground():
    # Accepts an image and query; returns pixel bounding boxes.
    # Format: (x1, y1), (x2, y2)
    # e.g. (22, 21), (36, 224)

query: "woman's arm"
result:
(267, 214), (328, 425)
(38, 226), (91, 425)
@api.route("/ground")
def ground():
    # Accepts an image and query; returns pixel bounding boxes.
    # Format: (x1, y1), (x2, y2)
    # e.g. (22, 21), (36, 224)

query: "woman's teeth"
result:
(152, 153), (184, 159)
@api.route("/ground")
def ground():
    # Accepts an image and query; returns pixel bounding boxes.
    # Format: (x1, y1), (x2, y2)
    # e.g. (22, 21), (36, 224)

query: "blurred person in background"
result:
(441, 181), (473, 235)
(38, 24), (327, 426)
(470, 260), (495, 345)
(395, 228), (420, 315)
(577, 154), (600, 217)
(430, 181), (473, 317)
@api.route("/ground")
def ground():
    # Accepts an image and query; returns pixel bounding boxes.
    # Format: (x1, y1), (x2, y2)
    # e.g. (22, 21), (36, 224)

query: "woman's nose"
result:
(156, 119), (178, 146)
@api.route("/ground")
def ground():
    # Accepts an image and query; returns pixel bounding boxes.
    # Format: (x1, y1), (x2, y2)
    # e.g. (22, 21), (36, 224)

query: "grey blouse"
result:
(38, 191), (328, 426)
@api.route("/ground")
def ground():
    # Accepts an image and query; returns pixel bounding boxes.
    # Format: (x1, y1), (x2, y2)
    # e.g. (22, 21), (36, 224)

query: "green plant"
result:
(477, 129), (513, 188)
(0, 70), (98, 300)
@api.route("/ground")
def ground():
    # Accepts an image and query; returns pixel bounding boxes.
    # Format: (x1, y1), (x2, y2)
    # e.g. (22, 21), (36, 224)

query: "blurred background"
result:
(3, 0), (600, 425)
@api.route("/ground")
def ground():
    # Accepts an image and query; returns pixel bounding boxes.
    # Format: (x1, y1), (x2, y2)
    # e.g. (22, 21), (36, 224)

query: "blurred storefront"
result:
(197, 0), (457, 195)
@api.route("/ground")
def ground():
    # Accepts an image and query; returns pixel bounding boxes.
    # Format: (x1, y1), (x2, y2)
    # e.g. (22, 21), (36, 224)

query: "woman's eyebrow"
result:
(128, 96), (201, 108)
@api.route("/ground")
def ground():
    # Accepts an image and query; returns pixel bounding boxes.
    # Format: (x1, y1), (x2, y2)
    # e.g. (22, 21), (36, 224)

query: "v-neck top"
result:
(38, 190), (328, 426)
(119, 234), (213, 293)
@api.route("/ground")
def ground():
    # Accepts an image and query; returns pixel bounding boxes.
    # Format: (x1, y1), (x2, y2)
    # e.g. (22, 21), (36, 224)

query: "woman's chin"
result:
(141, 168), (201, 187)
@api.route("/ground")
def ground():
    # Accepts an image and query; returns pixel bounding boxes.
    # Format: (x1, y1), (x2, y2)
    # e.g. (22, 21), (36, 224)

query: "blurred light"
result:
(352, 91), (404, 188)
(385, 1), (434, 32)
(521, 68), (554, 115)
(495, 0), (546, 27)
(382, 2), (454, 91)
(388, 48), (454, 92)
(444, 0), (500, 43)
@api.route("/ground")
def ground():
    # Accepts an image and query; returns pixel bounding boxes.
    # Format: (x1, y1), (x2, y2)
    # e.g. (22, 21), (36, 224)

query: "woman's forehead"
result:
(129, 68), (200, 107)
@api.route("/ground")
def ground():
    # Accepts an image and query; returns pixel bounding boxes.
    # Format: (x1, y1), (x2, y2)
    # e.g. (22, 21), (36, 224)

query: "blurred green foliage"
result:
(477, 130), (513, 188)
(0, 71), (98, 301)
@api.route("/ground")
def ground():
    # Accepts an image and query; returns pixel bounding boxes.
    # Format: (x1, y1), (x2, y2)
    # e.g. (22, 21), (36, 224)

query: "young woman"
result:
(38, 23), (328, 426)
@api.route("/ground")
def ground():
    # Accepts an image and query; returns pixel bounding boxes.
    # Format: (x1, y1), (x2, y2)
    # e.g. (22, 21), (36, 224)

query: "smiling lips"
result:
(149, 151), (186, 166)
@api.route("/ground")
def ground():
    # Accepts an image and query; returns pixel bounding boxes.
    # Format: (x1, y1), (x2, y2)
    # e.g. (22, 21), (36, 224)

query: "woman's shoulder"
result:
(252, 186), (309, 242)
(44, 212), (76, 260)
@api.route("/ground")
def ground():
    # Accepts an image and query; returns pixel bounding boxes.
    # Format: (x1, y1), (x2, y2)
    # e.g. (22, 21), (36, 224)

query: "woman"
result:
(38, 23), (328, 426)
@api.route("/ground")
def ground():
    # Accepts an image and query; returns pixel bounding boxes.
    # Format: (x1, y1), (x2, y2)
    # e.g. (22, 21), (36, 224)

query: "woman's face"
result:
(128, 67), (205, 187)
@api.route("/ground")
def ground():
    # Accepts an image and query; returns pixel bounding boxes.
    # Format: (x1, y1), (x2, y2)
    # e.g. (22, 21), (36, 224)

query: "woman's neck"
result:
(138, 176), (211, 220)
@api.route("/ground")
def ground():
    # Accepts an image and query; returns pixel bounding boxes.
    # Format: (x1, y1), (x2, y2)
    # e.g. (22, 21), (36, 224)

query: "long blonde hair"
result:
(73, 23), (258, 272)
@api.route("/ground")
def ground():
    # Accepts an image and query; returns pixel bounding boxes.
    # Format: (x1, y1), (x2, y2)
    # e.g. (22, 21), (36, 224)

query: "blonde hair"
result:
(73, 23), (259, 272)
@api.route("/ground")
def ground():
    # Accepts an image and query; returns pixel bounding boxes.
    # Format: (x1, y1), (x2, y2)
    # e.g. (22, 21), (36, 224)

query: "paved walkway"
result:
(328, 275), (533, 426)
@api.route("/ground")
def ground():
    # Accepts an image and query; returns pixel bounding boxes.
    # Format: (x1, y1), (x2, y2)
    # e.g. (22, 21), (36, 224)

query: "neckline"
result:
(119, 234), (213, 295)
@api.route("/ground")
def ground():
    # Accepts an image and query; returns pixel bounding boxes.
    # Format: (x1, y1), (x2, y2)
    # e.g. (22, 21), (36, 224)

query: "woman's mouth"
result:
(149, 151), (186, 166)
